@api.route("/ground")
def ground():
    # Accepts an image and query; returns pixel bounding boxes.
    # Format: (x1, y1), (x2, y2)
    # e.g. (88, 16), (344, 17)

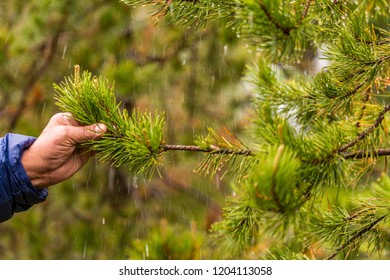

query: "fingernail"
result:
(94, 123), (107, 134)
(62, 112), (73, 119)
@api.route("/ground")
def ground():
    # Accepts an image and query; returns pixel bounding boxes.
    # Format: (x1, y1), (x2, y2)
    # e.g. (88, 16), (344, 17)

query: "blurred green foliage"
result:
(0, 0), (250, 259)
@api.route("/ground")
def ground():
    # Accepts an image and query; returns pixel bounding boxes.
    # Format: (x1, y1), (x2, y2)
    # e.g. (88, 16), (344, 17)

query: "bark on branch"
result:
(161, 144), (254, 156)
(338, 102), (390, 153)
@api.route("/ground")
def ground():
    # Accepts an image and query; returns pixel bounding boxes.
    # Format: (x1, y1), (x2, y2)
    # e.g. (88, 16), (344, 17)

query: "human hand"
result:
(21, 113), (107, 188)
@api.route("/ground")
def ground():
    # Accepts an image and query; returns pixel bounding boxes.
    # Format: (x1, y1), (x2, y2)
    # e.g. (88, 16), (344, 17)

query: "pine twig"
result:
(354, 91), (370, 128)
(258, 2), (292, 36)
(342, 148), (390, 160)
(297, 0), (312, 24)
(161, 144), (254, 156)
(338, 102), (390, 153)
(326, 215), (387, 260)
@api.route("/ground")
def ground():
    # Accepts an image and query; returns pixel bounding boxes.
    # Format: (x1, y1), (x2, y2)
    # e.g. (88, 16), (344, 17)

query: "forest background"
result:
(0, 0), (389, 260)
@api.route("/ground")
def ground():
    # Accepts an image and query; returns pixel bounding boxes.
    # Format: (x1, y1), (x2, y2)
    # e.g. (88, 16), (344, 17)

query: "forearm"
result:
(21, 148), (52, 188)
(0, 134), (48, 222)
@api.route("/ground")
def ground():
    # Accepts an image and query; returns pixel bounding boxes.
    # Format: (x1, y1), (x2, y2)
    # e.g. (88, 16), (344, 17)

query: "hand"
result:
(22, 113), (107, 188)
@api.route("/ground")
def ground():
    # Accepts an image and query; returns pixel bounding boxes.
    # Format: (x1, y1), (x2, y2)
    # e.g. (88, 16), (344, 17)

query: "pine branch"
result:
(258, 2), (292, 36)
(54, 66), (166, 175)
(342, 148), (390, 160)
(162, 143), (255, 179)
(211, 198), (263, 251)
(326, 215), (387, 260)
(297, 0), (312, 25)
(311, 176), (390, 260)
(338, 102), (390, 153)
(54, 67), (255, 178)
(120, 0), (238, 27)
(161, 144), (254, 156)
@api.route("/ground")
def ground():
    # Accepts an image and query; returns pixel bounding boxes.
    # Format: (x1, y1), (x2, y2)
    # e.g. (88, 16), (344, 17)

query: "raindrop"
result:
(62, 43), (68, 59)
(102, 217), (105, 225)
(41, 102), (47, 117)
(133, 175), (138, 189)
(223, 45), (228, 56)
(82, 241), (87, 259)
(145, 243), (149, 258)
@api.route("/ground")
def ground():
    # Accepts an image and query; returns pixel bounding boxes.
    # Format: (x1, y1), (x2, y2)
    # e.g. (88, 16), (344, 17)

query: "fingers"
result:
(46, 113), (107, 144)
(67, 123), (107, 144)
(45, 112), (79, 127)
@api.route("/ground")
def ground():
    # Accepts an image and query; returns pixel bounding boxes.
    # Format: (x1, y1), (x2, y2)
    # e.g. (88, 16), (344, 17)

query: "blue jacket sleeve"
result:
(0, 133), (48, 222)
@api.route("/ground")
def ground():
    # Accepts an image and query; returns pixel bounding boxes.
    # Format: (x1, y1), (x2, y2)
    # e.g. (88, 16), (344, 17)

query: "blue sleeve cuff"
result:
(0, 133), (48, 222)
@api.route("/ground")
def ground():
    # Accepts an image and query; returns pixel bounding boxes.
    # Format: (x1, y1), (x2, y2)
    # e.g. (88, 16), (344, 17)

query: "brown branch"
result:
(342, 148), (390, 160)
(161, 144), (254, 156)
(377, 39), (390, 46)
(363, 54), (390, 66)
(335, 53), (390, 100)
(338, 102), (390, 153)
(355, 91), (370, 128)
(342, 80), (367, 100)
(378, 54), (390, 63)
(259, 2), (292, 36)
(326, 215), (387, 260)
(161, 144), (210, 153)
(298, 0), (312, 24)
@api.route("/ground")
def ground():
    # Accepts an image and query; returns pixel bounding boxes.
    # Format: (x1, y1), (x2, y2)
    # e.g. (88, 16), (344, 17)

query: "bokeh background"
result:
(0, 0), (252, 259)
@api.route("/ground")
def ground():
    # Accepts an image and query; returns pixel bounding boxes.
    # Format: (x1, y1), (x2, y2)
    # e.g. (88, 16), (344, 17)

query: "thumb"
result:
(68, 123), (107, 144)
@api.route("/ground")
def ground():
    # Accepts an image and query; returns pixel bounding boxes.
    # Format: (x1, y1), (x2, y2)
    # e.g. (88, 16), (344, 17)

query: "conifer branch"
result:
(369, 54), (390, 65)
(338, 102), (390, 153)
(120, 0), (237, 27)
(326, 215), (387, 260)
(53, 67), (255, 178)
(161, 144), (254, 156)
(258, 2), (292, 36)
(342, 81), (366, 99)
(298, 0), (312, 24)
(161, 144), (209, 153)
(342, 148), (390, 160)
(354, 91), (370, 128)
